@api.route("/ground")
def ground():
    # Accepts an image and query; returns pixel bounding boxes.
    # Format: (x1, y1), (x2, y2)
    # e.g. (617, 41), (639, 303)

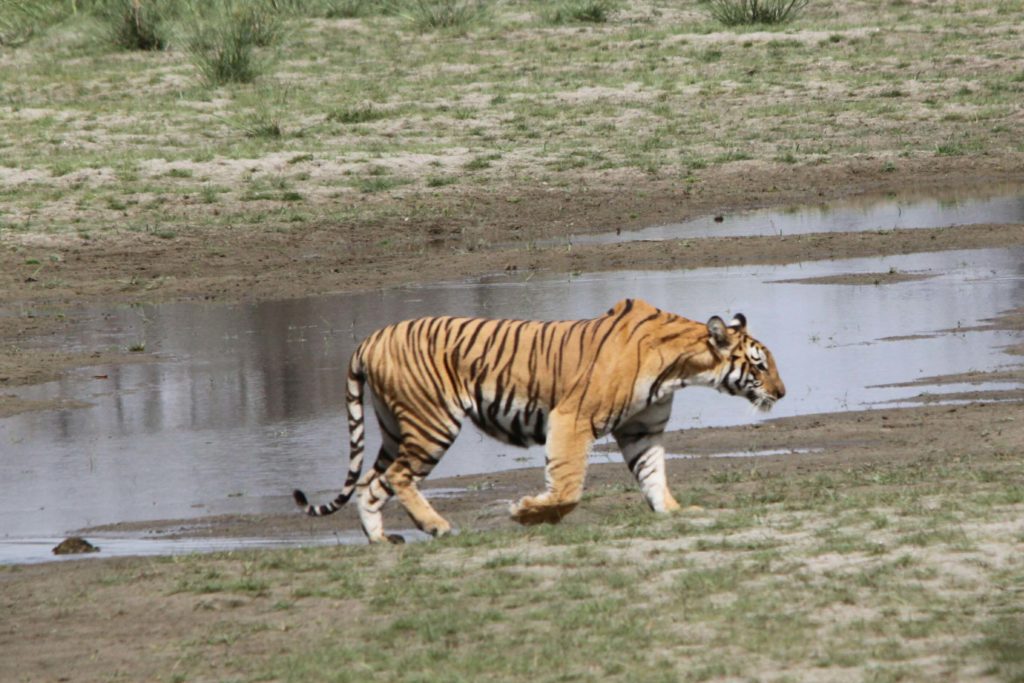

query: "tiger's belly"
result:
(467, 398), (548, 448)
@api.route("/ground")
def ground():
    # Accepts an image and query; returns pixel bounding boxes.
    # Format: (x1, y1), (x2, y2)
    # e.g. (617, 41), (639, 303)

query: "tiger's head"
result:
(706, 313), (785, 412)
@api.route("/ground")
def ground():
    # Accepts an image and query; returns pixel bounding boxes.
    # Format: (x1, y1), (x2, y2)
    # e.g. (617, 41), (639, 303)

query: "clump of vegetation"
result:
(541, 0), (619, 24)
(184, 0), (283, 85)
(237, 112), (284, 138)
(318, 0), (388, 18)
(0, 0), (74, 46)
(326, 105), (389, 124)
(93, 0), (177, 50)
(397, 0), (487, 32)
(706, 0), (809, 26)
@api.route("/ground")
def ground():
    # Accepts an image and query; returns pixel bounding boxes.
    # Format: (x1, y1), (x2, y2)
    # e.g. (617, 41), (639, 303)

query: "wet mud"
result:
(62, 394), (1024, 556)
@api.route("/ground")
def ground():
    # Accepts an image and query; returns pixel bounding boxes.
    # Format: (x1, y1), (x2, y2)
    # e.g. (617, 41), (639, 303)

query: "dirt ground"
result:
(4, 157), (1023, 308)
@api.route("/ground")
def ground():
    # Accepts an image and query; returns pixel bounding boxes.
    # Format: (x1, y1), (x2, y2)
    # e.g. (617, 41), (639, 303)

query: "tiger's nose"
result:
(776, 382), (786, 399)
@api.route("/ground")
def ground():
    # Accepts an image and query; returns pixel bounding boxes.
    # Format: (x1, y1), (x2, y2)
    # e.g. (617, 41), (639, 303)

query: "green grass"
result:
(353, 175), (411, 193)
(7, 445), (1024, 681)
(326, 105), (391, 124)
(426, 174), (457, 187)
(318, 0), (390, 19)
(974, 614), (1024, 682)
(195, 452), (1024, 681)
(0, 0), (76, 46)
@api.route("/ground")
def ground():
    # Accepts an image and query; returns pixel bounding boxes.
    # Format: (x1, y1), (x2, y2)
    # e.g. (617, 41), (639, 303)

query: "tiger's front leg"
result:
(613, 397), (681, 513)
(510, 411), (592, 525)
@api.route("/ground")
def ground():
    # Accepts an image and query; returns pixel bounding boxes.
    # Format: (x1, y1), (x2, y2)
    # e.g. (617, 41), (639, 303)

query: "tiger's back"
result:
(360, 303), (640, 448)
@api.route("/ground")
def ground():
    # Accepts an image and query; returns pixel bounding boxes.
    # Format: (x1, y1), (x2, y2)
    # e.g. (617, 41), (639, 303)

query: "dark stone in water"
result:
(52, 537), (101, 555)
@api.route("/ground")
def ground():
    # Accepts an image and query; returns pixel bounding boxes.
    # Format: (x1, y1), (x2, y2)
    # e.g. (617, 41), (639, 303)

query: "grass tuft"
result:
(541, 0), (619, 24)
(706, 0), (810, 26)
(0, 0), (74, 46)
(238, 114), (284, 139)
(184, 0), (282, 85)
(326, 105), (389, 124)
(397, 0), (487, 32)
(93, 0), (176, 51)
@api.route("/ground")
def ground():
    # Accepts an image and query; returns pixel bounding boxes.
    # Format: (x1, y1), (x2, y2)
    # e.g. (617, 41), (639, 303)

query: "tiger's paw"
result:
(368, 533), (406, 545)
(509, 498), (577, 526)
(657, 505), (704, 515)
(419, 520), (452, 538)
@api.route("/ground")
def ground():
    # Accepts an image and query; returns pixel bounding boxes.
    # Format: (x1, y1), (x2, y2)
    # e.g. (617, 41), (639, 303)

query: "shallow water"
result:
(563, 186), (1024, 245)
(2, 245), (1022, 561)
(666, 448), (825, 460)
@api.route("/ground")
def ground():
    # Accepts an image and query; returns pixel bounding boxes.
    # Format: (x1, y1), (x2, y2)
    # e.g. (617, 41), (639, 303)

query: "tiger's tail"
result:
(293, 349), (368, 516)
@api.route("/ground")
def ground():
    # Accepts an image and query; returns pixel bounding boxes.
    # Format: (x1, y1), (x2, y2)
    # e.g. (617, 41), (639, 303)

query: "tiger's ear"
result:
(729, 313), (747, 332)
(707, 316), (731, 350)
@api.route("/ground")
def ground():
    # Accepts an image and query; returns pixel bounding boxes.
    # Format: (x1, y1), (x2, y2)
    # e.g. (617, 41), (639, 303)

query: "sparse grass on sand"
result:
(1, 0), (1022, 247)
(3, 442), (1023, 682)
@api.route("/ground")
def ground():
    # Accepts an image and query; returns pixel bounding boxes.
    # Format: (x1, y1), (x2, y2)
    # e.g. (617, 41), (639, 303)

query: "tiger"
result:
(293, 298), (785, 543)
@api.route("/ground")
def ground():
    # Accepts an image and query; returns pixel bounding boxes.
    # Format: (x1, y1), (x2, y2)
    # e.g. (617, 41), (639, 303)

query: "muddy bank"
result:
(771, 271), (936, 286)
(3, 158), (1022, 311)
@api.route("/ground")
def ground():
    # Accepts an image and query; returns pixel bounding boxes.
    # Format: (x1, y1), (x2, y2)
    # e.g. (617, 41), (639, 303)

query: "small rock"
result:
(52, 537), (100, 555)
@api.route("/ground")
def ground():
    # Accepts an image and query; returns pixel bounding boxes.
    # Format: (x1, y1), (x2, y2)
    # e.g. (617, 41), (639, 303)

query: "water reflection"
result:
(564, 186), (1024, 245)
(1, 247), (1022, 544)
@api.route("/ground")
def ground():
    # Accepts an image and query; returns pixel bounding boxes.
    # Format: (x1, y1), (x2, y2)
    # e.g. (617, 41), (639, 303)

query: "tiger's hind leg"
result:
(355, 400), (407, 544)
(361, 396), (462, 541)
(355, 461), (405, 544)
(385, 428), (461, 539)
(612, 397), (681, 513)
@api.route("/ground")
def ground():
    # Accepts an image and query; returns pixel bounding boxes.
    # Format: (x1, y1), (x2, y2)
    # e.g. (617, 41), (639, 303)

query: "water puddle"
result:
(2, 245), (1023, 563)
(562, 186), (1024, 245)
(666, 448), (825, 460)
